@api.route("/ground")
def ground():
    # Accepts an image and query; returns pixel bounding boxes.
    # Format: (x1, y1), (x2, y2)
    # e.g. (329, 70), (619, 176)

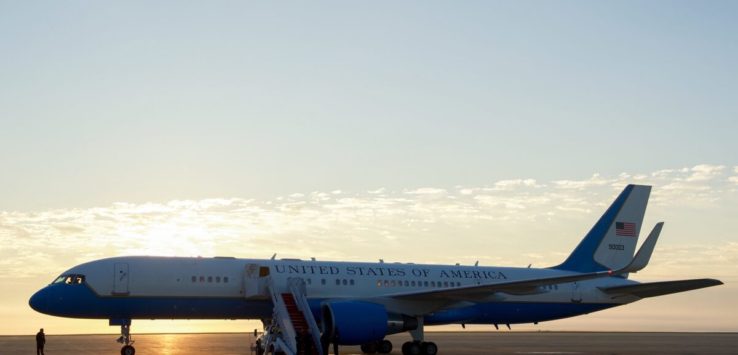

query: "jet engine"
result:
(321, 300), (418, 345)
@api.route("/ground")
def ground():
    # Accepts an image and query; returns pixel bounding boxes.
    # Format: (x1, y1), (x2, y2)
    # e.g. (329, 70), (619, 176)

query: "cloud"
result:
(492, 179), (542, 190)
(686, 164), (725, 182)
(404, 187), (447, 195)
(640, 242), (738, 282)
(1, 164), (736, 280)
(553, 173), (611, 190)
(729, 166), (738, 185)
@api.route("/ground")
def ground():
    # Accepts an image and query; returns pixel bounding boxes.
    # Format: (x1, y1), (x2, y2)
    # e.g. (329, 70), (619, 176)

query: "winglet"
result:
(617, 222), (663, 274)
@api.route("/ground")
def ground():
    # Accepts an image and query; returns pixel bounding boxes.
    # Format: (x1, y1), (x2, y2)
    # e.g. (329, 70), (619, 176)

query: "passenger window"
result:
(342, 279), (348, 286)
(431, 281), (436, 287)
(208, 276), (213, 283)
(376, 280), (382, 287)
(259, 267), (270, 277)
(335, 279), (341, 286)
(411, 281), (416, 287)
(350, 279), (355, 286)
(200, 276), (205, 282)
(216, 276), (221, 283)
(191, 276), (196, 283)
(224, 277), (229, 283)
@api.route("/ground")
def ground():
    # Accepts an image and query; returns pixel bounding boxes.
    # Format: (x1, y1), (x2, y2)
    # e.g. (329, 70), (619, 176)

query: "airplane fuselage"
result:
(30, 256), (636, 325)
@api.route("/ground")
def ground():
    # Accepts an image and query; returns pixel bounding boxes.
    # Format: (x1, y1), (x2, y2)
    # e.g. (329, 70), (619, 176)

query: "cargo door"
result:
(571, 282), (582, 303)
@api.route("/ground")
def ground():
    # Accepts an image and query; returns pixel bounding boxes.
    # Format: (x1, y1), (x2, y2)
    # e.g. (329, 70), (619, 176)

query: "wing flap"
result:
(389, 269), (616, 301)
(600, 278), (723, 299)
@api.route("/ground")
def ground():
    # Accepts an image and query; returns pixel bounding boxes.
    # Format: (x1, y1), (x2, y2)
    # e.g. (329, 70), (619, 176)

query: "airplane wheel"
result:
(378, 339), (393, 353)
(361, 342), (378, 354)
(121, 345), (135, 355)
(402, 341), (422, 355)
(421, 341), (438, 355)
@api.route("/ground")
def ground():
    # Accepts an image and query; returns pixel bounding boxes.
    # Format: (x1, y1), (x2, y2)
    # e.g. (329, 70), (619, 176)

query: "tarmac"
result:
(1, 331), (735, 354)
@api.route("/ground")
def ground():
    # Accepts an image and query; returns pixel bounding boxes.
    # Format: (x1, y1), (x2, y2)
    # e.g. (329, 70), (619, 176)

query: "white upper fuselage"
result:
(63, 256), (636, 306)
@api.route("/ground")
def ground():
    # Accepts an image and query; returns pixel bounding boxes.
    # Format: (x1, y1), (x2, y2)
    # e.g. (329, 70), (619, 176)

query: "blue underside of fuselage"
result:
(423, 301), (617, 325)
(31, 283), (618, 325)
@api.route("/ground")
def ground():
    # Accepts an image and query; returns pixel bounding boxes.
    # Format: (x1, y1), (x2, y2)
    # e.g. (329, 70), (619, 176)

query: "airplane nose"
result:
(29, 288), (48, 313)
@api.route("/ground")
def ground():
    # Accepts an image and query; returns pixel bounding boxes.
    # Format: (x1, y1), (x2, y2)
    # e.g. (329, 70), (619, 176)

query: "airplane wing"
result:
(385, 222), (665, 302)
(387, 269), (617, 301)
(599, 279), (723, 299)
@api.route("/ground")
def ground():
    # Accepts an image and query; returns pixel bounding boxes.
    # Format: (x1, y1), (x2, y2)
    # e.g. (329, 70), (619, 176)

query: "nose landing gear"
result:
(111, 320), (135, 355)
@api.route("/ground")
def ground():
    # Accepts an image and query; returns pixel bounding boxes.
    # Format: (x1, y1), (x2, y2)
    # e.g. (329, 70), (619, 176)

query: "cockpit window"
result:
(53, 274), (86, 285)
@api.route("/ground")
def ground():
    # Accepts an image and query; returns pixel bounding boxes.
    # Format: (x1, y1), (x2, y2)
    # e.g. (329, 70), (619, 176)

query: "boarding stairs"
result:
(263, 276), (324, 355)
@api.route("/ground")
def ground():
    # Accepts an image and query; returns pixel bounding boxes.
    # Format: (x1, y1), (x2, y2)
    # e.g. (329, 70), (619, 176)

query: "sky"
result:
(0, 1), (736, 335)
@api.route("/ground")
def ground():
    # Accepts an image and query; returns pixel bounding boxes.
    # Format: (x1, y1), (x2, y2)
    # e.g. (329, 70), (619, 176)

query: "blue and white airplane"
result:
(29, 185), (722, 355)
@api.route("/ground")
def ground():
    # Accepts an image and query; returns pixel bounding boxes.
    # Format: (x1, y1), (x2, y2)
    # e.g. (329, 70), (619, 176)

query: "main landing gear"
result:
(403, 316), (437, 355)
(359, 339), (437, 355)
(401, 341), (438, 355)
(359, 317), (438, 355)
(360, 339), (393, 354)
(113, 321), (135, 355)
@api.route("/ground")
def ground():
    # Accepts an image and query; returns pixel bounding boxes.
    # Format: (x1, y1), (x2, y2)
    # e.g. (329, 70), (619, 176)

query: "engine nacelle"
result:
(322, 300), (387, 345)
(321, 301), (418, 345)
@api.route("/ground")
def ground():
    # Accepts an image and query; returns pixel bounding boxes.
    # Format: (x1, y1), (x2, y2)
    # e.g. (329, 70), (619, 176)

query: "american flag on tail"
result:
(615, 222), (636, 237)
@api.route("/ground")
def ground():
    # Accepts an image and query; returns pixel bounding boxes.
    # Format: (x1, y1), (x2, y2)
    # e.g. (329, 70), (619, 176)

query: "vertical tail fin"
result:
(554, 184), (651, 277)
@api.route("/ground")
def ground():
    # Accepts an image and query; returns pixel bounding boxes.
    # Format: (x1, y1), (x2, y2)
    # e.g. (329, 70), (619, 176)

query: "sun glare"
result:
(117, 222), (214, 257)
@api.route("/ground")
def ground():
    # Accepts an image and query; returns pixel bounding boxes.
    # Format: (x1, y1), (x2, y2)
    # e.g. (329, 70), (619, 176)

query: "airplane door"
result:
(243, 263), (269, 298)
(113, 263), (130, 295)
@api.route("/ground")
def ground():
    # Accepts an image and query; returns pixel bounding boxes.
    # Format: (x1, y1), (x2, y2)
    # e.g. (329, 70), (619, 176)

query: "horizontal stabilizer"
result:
(600, 278), (723, 299)
(618, 222), (663, 274)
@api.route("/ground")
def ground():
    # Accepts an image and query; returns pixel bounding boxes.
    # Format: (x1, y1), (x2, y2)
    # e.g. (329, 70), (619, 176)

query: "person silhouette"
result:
(320, 331), (330, 355)
(332, 329), (339, 355)
(302, 331), (313, 355)
(296, 332), (303, 354)
(36, 328), (46, 355)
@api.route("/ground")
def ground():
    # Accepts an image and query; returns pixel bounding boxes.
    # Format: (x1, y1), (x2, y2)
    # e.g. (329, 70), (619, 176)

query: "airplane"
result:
(29, 184), (723, 355)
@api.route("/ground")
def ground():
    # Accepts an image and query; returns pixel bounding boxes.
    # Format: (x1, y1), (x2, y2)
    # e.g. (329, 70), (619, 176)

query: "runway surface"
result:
(1, 332), (735, 354)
